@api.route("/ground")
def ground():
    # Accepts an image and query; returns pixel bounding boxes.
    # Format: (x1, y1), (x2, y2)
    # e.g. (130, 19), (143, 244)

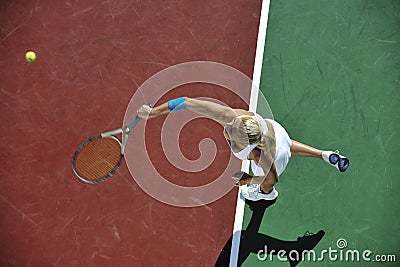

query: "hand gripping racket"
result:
(72, 115), (142, 184)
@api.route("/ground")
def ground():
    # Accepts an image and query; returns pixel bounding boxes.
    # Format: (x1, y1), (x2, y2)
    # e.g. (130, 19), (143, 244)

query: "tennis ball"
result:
(25, 51), (36, 62)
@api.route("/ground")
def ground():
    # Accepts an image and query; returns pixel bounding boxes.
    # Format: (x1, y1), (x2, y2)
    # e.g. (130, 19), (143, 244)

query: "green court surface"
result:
(242, 0), (400, 266)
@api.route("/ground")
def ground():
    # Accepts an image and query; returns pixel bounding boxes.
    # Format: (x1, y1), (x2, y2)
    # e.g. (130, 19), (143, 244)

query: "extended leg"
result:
(290, 140), (323, 158)
(290, 139), (350, 172)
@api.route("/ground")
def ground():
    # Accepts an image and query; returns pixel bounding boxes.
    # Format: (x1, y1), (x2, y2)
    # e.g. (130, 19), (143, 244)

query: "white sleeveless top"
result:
(226, 114), (292, 177)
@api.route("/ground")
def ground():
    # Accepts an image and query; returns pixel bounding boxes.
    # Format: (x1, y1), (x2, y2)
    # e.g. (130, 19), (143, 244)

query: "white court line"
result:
(229, 0), (271, 266)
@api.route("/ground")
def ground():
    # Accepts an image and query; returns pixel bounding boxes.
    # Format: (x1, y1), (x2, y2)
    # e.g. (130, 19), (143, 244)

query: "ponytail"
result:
(257, 131), (276, 154)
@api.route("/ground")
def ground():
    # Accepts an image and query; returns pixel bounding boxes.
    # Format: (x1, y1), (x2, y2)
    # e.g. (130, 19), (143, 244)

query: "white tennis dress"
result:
(229, 114), (292, 201)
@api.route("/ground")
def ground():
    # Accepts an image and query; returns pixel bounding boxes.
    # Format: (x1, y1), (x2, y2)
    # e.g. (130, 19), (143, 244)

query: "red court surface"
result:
(0, 1), (261, 266)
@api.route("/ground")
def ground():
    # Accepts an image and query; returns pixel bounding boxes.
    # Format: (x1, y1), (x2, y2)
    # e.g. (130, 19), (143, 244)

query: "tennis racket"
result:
(72, 114), (142, 184)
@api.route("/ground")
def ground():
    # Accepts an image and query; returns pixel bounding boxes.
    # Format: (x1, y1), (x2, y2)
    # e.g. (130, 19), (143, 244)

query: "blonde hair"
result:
(237, 116), (275, 151)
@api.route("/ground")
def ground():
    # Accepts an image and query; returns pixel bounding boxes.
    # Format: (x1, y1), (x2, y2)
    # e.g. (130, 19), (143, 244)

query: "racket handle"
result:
(125, 104), (152, 131)
(121, 104), (152, 154)
(125, 116), (140, 132)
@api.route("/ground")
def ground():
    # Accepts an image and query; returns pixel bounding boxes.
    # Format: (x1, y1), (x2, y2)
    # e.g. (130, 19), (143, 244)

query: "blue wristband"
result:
(168, 97), (186, 112)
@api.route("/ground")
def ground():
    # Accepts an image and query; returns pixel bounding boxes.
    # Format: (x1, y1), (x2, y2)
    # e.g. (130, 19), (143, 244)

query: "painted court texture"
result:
(0, 0), (399, 267)
(240, 1), (399, 266)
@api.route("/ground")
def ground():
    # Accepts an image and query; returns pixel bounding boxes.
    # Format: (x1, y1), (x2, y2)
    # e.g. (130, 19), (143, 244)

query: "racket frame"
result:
(72, 115), (141, 184)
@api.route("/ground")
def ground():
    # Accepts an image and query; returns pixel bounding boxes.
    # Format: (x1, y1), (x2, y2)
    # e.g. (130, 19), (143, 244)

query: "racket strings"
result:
(74, 137), (122, 181)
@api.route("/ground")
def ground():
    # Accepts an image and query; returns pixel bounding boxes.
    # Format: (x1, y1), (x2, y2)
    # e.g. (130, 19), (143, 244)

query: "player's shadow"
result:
(215, 198), (325, 267)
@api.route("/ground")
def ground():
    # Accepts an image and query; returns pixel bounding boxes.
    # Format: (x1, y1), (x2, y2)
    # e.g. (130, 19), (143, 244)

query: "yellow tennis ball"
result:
(25, 51), (36, 62)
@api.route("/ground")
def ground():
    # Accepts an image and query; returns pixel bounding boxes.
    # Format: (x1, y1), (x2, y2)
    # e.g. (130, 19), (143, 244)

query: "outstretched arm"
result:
(137, 97), (238, 124)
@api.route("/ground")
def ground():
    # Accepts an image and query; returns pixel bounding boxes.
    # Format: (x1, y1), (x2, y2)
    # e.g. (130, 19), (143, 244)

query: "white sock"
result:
(321, 151), (334, 163)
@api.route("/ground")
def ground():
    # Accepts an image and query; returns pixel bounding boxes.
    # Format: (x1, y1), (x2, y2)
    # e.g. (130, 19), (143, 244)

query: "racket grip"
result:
(124, 104), (151, 132)
(124, 115), (141, 132)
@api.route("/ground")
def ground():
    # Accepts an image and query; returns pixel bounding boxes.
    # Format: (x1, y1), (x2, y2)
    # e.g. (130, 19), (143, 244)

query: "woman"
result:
(137, 97), (349, 201)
